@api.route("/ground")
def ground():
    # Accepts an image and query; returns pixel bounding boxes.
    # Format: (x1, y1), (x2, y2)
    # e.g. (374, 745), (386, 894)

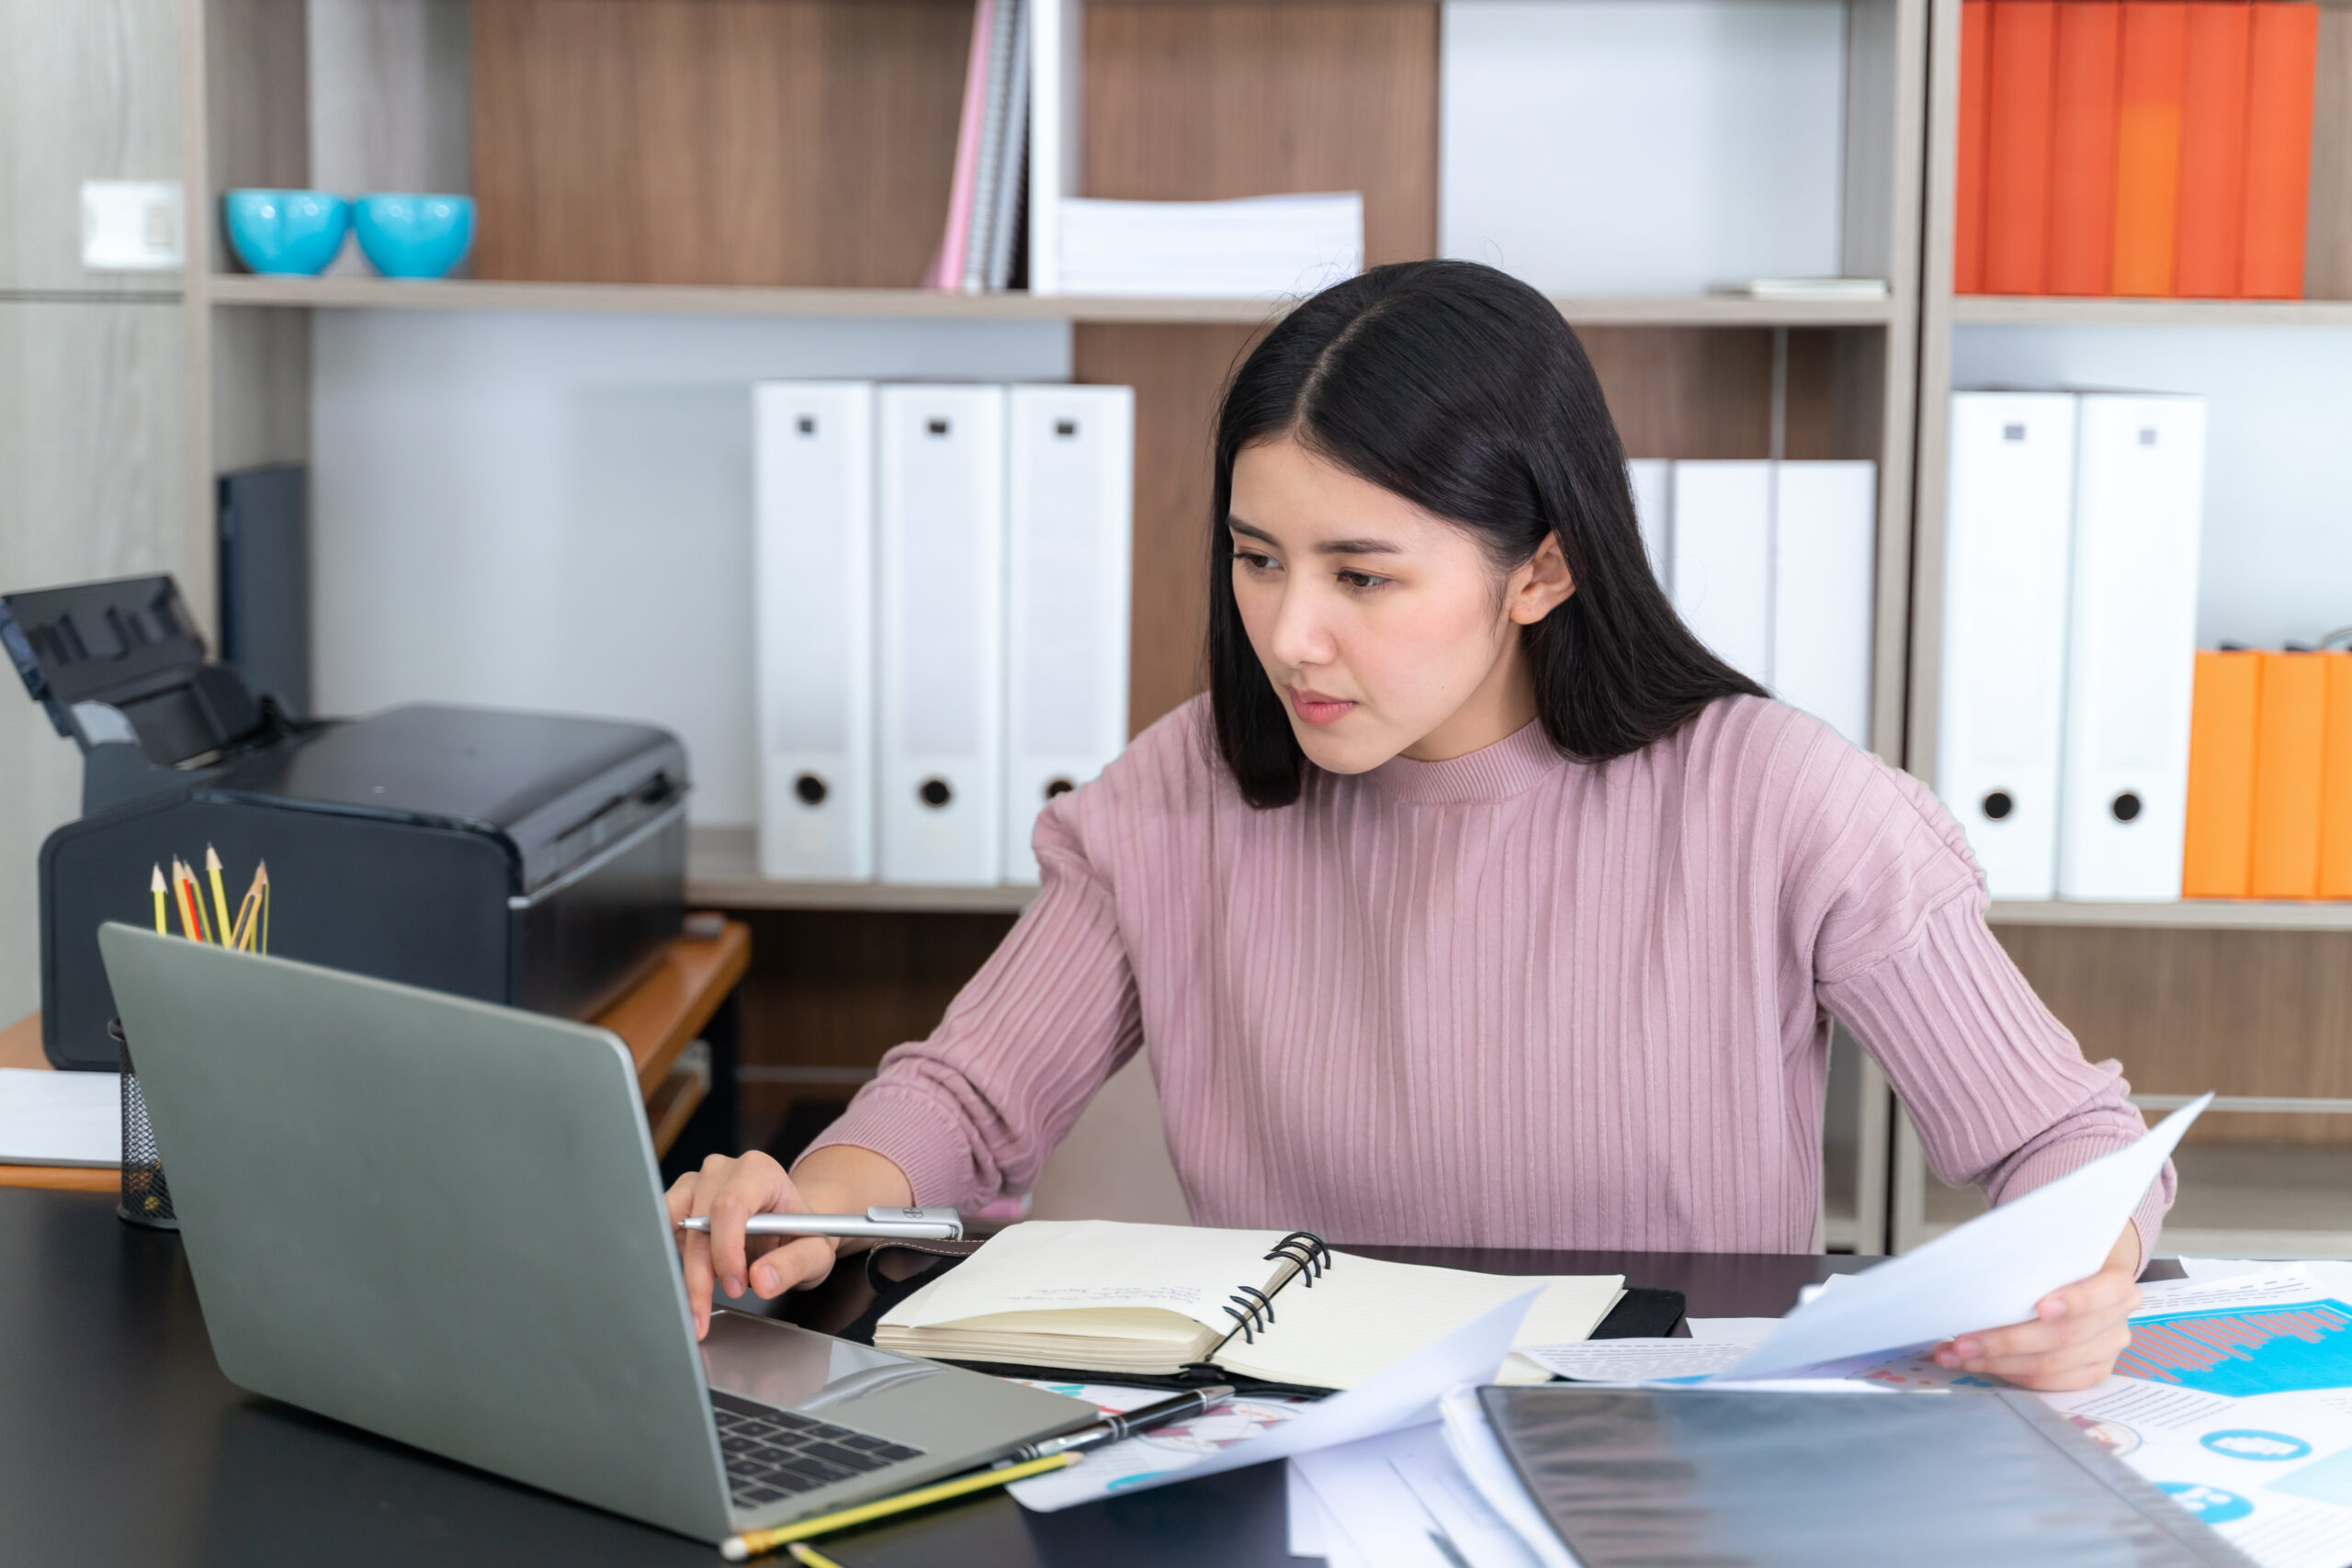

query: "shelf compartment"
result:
(687, 826), (1039, 913)
(1918, 1142), (2352, 1260)
(1988, 899), (2352, 932)
(202, 272), (1895, 327)
(1953, 296), (2352, 329)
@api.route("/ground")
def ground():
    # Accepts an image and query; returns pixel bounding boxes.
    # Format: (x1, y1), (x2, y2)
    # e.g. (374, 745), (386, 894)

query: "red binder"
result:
(1958, 0), (1995, 293)
(2242, 0), (2319, 298)
(1985, 0), (2061, 292)
(2175, 0), (2253, 297)
(2111, 0), (2188, 295)
(2047, 0), (2123, 294)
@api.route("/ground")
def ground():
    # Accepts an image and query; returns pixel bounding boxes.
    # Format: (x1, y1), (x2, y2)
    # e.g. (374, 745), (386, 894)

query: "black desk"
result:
(0, 1187), (1905, 1566)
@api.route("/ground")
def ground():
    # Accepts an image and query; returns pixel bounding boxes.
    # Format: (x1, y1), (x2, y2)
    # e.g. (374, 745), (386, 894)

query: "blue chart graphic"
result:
(2270, 1448), (2352, 1509)
(2157, 1483), (2255, 1525)
(2116, 1300), (2352, 1398)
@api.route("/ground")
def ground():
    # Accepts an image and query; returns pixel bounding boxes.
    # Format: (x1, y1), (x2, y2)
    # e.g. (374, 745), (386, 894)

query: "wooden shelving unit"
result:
(1951, 295), (2352, 329)
(687, 827), (1037, 915)
(207, 271), (1900, 328)
(173, 0), (1927, 1250)
(1985, 899), (2352, 932)
(1892, 0), (2352, 1256)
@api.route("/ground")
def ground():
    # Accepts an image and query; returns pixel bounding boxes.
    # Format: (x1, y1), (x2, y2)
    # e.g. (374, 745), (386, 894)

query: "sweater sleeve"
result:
(797, 800), (1146, 1211)
(1796, 741), (2173, 1270)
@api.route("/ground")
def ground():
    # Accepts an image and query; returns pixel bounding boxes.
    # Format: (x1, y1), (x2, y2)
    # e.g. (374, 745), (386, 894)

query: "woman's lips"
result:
(1288, 687), (1357, 727)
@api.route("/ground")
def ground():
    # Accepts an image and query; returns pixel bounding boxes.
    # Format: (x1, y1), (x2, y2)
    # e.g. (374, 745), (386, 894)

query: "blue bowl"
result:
(353, 194), (476, 279)
(222, 189), (348, 275)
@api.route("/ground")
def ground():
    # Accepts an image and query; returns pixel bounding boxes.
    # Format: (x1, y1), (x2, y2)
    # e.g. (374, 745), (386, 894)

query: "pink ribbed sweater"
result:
(810, 695), (2172, 1258)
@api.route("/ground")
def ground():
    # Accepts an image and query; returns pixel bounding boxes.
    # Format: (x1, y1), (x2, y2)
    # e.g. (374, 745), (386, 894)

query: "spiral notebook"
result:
(874, 1220), (1625, 1393)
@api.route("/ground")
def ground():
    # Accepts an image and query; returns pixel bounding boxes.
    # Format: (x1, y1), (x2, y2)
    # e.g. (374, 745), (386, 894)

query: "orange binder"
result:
(2048, 0), (2123, 294)
(2111, 0), (2189, 295)
(2241, 0), (2319, 299)
(2251, 650), (2328, 898)
(1985, 0), (2061, 292)
(2320, 656), (2352, 897)
(2174, 0), (2252, 297)
(2183, 649), (2261, 897)
(1959, 0), (1995, 293)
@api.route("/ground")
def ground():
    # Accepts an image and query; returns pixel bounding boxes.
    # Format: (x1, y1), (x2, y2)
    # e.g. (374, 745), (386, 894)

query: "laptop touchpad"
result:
(700, 1311), (944, 1415)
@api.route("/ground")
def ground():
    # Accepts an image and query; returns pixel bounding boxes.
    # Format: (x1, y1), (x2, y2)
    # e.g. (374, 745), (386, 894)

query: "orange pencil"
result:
(172, 859), (208, 942)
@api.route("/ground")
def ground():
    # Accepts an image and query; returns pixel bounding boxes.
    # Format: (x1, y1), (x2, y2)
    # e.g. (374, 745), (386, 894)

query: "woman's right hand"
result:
(666, 1150), (841, 1339)
(665, 1144), (916, 1339)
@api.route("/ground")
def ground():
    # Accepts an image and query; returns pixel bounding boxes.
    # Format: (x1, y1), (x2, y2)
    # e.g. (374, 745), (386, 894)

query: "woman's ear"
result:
(1507, 533), (1577, 626)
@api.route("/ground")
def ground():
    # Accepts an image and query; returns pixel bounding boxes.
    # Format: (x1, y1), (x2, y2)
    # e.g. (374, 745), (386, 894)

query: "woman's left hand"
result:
(1932, 1223), (2143, 1393)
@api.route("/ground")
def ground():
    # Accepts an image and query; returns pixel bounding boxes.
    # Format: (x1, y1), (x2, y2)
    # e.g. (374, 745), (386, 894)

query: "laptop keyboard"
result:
(711, 1390), (926, 1510)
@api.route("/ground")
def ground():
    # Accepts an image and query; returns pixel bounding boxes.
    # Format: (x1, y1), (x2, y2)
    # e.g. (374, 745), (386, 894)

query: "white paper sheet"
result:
(1012, 1290), (1542, 1512)
(1293, 1426), (1459, 1568)
(1391, 1432), (1547, 1568)
(1717, 1096), (2208, 1381)
(0, 1068), (119, 1167)
(1518, 1338), (1755, 1383)
(1438, 1386), (1580, 1568)
(1685, 1317), (1778, 1345)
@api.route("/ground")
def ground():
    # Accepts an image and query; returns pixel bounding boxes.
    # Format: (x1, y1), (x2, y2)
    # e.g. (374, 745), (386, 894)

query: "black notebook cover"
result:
(1480, 1384), (2259, 1568)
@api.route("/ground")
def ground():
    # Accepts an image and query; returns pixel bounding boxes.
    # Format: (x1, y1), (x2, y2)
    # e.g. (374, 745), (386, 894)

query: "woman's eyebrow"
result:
(1227, 517), (1404, 557)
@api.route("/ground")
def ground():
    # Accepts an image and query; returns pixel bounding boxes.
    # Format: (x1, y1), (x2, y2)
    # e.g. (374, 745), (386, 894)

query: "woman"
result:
(676, 260), (2165, 1393)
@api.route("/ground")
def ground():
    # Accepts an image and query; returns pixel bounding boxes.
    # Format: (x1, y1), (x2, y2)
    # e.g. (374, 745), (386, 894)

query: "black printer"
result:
(4, 574), (687, 1070)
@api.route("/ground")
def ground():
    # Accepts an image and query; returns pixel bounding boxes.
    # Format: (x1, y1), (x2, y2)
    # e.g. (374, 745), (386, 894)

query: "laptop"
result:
(96, 923), (1092, 1543)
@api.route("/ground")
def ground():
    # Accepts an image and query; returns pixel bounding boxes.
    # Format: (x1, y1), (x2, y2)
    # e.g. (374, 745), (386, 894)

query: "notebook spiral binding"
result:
(1205, 1230), (1334, 1348)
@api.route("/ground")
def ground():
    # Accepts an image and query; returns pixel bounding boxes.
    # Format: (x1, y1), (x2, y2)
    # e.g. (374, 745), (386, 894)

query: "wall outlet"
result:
(82, 180), (185, 271)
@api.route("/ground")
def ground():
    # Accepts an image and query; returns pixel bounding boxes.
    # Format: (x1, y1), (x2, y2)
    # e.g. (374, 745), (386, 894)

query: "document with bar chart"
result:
(2039, 1267), (2352, 1568)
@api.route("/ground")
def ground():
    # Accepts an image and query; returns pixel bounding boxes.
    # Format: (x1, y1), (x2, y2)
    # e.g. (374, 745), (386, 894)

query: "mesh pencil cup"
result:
(112, 1018), (177, 1231)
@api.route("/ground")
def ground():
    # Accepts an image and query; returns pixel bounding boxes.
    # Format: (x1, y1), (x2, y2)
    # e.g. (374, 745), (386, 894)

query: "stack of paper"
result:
(1054, 192), (1363, 298)
(0, 1068), (120, 1167)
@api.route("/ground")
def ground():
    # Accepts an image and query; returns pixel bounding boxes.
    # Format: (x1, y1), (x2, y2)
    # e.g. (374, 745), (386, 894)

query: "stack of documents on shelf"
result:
(1627, 457), (1877, 751)
(2183, 649), (2352, 900)
(752, 380), (1133, 888)
(1939, 389), (2209, 900)
(1711, 276), (1889, 301)
(924, 0), (1030, 291)
(0, 1068), (119, 1167)
(1054, 192), (1363, 298)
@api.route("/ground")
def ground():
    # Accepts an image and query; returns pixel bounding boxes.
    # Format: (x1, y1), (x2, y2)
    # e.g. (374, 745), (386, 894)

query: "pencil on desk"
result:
(151, 864), (167, 934)
(786, 1546), (848, 1568)
(718, 1451), (1076, 1561)
(256, 861), (270, 953)
(205, 846), (234, 948)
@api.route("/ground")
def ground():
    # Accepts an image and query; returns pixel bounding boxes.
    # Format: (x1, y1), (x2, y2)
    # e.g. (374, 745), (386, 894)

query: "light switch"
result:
(82, 180), (185, 270)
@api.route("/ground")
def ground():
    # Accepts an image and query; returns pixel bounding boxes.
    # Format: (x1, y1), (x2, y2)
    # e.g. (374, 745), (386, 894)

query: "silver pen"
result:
(1003, 1384), (1238, 1464)
(674, 1205), (964, 1241)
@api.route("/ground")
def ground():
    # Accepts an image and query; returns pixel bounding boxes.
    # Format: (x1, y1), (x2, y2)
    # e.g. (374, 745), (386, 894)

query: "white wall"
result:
(1441, 0), (1848, 295)
(311, 310), (1071, 826)
(1951, 325), (2352, 650)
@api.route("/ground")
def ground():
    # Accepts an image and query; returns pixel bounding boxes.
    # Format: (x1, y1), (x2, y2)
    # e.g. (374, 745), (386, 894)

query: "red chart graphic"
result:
(2116, 1300), (2352, 1398)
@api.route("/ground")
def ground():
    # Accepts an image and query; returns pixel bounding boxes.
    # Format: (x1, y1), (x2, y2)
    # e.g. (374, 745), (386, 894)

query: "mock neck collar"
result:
(1359, 717), (1566, 805)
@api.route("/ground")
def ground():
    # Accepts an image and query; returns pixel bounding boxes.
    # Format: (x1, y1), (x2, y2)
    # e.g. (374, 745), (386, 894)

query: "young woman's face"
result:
(1227, 434), (1574, 773)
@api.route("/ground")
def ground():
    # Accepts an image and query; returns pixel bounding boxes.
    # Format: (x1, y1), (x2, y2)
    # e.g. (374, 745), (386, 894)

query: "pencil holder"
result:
(112, 1018), (178, 1231)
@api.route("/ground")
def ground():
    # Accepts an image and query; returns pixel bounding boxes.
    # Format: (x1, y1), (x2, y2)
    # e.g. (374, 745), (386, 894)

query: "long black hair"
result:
(1207, 259), (1767, 808)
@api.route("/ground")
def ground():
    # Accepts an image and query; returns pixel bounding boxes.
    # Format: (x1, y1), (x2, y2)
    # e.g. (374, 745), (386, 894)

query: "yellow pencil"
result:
(229, 862), (266, 952)
(205, 846), (234, 950)
(786, 1546), (848, 1568)
(256, 861), (270, 954)
(718, 1452), (1076, 1561)
(151, 864), (167, 934)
